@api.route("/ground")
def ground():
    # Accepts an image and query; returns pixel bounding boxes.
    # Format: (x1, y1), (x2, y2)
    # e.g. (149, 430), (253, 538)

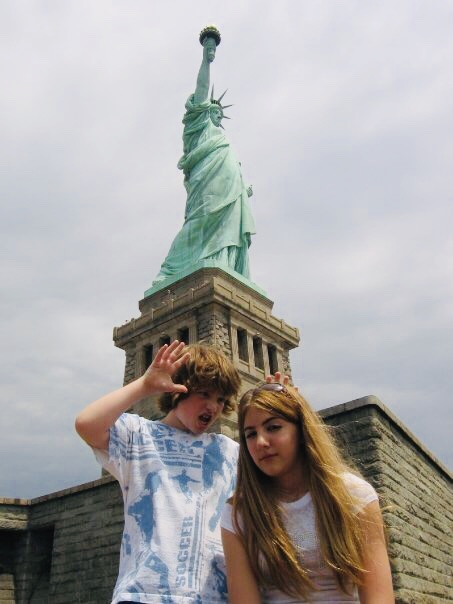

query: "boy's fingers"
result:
(174, 352), (190, 368)
(156, 340), (186, 365)
(265, 371), (282, 383)
(153, 344), (168, 363)
(265, 371), (283, 383)
(173, 341), (187, 357)
(171, 384), (188, 393)
(164, 340), (182, 356)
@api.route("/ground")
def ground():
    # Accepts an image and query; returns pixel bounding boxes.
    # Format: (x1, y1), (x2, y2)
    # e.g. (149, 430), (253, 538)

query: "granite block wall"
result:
(321, 396), (452, 604)
(0, 478), (123, 604)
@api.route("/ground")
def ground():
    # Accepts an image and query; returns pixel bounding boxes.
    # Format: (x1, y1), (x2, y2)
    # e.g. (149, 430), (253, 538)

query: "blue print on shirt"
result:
(211, 557), (228, 600)
(202, 439), (223, 489)
(127, 469), (174, 602)
(144, 552), (174, 604)
(209, 485), (229, 531)
(128, 471), (162, 543)
(171, 469), (200, 501)
(122, 532), (131, 556)
(202, 438), (235, 531)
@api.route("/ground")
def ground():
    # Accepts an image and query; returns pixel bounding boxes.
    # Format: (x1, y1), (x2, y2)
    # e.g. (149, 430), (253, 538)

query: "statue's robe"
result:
(153, 95), (255, 284)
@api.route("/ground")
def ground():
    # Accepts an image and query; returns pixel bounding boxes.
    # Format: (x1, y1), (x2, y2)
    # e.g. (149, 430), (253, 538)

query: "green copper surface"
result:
(149, 27), (260, 297)
(144, 261), (267, 298)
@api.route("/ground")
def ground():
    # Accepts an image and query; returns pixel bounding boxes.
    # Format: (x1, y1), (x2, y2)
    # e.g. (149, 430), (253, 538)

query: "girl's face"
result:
(243, 406), (303, 487)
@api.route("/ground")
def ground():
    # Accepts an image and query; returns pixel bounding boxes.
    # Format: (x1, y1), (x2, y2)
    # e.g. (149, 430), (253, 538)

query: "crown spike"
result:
(217, 89), (228, 103)
(222, 104), (234, 109)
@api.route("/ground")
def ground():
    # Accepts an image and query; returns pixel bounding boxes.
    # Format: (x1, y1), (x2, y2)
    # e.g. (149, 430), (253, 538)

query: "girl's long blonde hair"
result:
(232, 385), (368, 599)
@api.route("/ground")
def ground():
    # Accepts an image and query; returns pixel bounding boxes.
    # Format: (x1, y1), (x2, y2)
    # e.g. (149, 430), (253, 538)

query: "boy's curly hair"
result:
(158, 344), (241, 415)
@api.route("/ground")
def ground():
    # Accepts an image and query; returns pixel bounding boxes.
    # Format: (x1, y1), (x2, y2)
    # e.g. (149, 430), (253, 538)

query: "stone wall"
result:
(321, 396), (452, 603)
(1, 397), (451, 603)
(0, 478), (123, 604)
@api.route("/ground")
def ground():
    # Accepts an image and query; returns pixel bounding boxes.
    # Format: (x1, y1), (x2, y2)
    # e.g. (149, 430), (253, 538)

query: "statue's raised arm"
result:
(152, 26), (256, 290)
(194, 28), (218, 104)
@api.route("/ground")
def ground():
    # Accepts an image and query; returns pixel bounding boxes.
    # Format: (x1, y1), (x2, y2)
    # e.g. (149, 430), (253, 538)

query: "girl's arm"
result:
(358, 500), (394, 603)
(221, 528), (261, 604)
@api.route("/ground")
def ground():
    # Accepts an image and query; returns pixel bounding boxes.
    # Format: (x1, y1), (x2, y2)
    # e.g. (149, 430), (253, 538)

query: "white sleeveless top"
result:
(221, 473), (378, 603)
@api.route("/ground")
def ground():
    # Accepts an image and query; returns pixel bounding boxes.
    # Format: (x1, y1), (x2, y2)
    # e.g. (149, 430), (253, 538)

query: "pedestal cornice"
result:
(114, 268), (299, 349)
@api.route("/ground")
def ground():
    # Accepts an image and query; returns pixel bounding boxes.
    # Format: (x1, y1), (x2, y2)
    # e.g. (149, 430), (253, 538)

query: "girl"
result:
(221, 380), (394, 603)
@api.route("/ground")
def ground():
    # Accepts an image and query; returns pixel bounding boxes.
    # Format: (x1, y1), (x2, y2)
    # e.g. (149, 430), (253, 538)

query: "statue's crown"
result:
(210, 86), (233, 119)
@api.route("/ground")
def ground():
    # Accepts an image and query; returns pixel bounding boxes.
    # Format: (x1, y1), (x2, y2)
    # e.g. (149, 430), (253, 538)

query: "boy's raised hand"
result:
(142, 340), (190, 395)
(75, 340), (190, 449)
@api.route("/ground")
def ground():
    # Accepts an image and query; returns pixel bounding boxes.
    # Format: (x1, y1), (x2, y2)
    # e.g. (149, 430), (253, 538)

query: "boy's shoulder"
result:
(120, 413), (238, 451)
(210, 431), (239, 451)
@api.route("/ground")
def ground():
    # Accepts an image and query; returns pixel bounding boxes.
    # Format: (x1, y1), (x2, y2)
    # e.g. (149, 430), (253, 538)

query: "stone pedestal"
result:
(113, 268), (299, 438)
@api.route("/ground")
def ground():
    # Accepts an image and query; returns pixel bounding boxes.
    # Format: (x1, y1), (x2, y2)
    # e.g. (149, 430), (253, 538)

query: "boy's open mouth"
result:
(199, 413), (212, 426)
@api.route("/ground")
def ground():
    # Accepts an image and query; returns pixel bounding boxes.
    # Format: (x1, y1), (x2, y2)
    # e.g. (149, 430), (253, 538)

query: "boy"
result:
(75, 340), (241, 604)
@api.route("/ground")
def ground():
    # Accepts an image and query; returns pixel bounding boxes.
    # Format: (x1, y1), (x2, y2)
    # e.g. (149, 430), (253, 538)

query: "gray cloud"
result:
(1, 1), (451, 498)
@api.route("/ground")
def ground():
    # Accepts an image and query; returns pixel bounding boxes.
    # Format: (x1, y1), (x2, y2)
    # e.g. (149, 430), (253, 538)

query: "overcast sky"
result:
(1, 1), (452, 499)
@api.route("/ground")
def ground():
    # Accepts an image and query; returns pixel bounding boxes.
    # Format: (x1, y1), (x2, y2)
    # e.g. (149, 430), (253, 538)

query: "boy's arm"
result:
(75, 341), (189, 450)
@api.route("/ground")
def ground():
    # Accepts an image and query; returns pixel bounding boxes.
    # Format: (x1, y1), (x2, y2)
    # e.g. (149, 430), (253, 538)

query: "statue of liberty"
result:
(152, 26), (255, 287)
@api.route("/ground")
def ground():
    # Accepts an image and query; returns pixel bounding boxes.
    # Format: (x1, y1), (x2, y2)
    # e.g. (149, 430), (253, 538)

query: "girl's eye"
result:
(245, 431), (256, 440)
(268, 424), (281, 432)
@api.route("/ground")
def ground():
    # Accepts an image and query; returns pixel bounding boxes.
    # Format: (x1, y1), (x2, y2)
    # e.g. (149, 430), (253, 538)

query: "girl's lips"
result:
(259, 453), (277, 462)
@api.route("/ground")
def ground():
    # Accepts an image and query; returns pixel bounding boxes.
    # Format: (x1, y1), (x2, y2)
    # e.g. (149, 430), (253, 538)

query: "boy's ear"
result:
(171, 391), (185, 407)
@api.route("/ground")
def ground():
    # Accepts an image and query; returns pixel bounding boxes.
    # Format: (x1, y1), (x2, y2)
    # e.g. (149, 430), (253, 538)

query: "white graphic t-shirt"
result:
(94, 413), (238, 603)
(221, 473), (378, 603)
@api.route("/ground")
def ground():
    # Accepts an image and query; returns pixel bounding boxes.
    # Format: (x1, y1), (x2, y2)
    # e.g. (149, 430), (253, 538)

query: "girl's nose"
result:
(256, 433), (269, 447)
